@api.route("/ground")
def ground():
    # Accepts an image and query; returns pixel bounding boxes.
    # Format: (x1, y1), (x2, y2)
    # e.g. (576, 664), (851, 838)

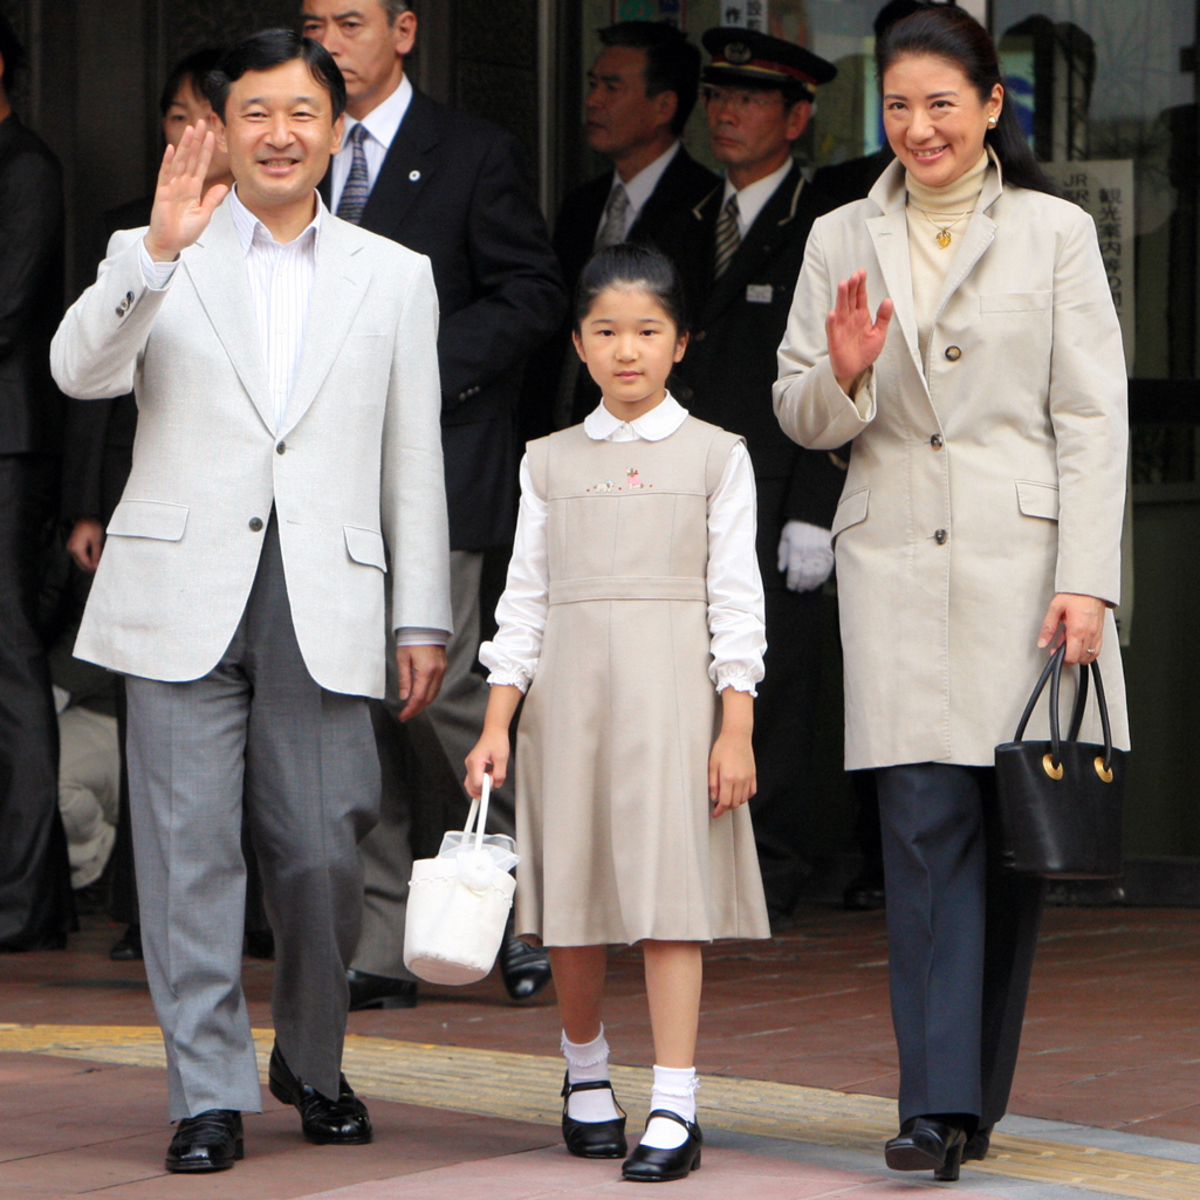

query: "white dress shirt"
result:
(480, 395), (766, 695)
(595, 140), (682, 244)
(722, 156), (794, 237)
(329, 75), (414, 213)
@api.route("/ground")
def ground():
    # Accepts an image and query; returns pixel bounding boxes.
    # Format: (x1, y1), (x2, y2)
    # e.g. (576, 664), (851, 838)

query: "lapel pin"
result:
(409, 169), (421, 182)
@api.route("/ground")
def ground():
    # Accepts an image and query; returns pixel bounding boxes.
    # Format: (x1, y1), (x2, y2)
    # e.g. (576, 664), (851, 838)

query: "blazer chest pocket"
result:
(980, 291), (1052, 314)
(1016, 480), (1059, 520)
(830, 487), (869, 545)
(344, 525), (388, 572)
(107, 499), (188, 541)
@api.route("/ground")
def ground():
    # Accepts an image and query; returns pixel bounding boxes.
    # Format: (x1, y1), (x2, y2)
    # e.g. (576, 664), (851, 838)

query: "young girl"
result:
(465, 243), (770, 1183)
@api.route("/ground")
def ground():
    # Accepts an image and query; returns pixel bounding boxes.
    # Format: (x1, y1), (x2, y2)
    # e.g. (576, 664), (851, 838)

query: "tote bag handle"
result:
(461, 769), (493, 851)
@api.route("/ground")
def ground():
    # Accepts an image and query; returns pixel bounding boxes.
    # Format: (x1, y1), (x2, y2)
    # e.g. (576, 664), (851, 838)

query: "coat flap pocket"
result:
(830, 487), (869, 541)
(1016, 480), (1060, 520)
(106, 499), (189, 541)
(344, 525), (388, 572)
(980, 291), (1052, 313)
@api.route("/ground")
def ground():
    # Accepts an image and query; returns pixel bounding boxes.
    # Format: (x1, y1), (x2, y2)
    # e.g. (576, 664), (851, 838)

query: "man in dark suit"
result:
(659, 29), (843, 919)
(544, 20), (716, 431)
(0, 14), (75, 951)
(301, 0), (566, 1007)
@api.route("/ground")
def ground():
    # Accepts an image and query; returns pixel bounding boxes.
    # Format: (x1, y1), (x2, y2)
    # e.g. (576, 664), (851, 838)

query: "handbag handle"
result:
(461, 768), (493, 851)
(1011, 643), (1115, 774)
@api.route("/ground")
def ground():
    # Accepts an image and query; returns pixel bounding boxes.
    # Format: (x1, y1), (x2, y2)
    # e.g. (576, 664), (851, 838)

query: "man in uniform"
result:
(660, 28), (844, 919)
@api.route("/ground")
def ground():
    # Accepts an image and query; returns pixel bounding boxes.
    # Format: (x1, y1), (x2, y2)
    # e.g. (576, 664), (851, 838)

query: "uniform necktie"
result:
(595, 185), (631, 249)
(713, 193), (741, 278)
(336, 124), (371, 225)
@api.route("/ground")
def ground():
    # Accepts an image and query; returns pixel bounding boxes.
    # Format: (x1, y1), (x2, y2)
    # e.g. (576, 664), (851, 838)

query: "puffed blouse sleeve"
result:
(479, 453), (548, 692)
(707, 440), (766, 694)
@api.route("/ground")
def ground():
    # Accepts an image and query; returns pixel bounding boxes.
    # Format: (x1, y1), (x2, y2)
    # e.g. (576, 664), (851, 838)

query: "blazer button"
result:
(249, 517), (264, 532)
(114, 306), (125, 317)
(930, 433), (944, 449)
(934, 528), (947, 545)
(944, 345), (962, 361)
(276, 441), (286, 455)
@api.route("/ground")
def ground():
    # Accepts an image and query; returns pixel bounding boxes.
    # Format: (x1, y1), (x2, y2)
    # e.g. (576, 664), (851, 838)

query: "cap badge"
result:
(725, 42), (752, 65)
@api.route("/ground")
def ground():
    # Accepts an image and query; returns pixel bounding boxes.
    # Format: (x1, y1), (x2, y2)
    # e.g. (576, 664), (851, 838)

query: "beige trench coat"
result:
(774, 159), (1130, 769)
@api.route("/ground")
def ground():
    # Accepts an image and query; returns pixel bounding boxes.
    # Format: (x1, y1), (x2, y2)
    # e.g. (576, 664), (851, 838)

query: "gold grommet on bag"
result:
(1042, 753), (1064, 780)
(1094, 756), (1114, 783)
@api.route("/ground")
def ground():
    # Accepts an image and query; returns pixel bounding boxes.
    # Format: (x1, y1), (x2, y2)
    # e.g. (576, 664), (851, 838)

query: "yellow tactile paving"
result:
(3, 1023), (1196, 1200)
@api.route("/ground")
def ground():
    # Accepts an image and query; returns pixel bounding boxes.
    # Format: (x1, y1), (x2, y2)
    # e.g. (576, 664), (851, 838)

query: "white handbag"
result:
(402, 771), (518, 986)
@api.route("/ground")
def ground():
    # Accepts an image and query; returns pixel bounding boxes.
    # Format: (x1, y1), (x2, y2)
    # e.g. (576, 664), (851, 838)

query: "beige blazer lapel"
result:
(279, 215), (371, 437)
(182, 204), (274, 432)
(865, 163), (923, 383)
(930, 162), (1002, 328)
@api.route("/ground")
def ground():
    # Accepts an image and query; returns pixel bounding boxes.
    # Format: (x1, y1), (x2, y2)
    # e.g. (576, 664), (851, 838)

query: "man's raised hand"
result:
(144, 120), (230, 263)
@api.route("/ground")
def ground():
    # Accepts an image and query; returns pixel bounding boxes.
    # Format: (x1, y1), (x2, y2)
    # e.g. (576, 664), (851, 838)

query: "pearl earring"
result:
(987, 115), (998, 128)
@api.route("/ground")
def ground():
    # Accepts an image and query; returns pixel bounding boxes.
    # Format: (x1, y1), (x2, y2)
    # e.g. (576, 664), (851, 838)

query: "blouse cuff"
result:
(485, 669), (531, 693)
(715, 671), (759, 698)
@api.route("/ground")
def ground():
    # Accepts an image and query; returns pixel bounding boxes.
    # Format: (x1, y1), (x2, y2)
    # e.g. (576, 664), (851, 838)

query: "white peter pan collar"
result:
(583, 393), (688, 442)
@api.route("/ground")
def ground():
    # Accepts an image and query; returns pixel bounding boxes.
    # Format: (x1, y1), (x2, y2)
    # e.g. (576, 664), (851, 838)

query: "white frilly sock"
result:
(561, 1027), (621, 1122)
(640, 1065), (698, 1149)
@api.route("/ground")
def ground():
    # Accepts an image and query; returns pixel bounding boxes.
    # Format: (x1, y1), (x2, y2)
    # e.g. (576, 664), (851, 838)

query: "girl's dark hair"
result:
(876, 4), (1056, 195)
(574, 242), (689, 335)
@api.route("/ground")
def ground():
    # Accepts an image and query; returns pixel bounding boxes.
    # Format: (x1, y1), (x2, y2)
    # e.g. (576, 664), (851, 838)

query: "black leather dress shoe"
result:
(622, 1110), (703, 1182)
(560, 1072), (626, 1158)
(347, 967), (417, 1010)
(244, 930), (275, 959)
(884, 1117), (968, 1181)
(165, 1109), (243, 1172)
(499, 935), (552, 1001)
(963, 1124), (992, 1162)
(110, 924), (143, 961)
(268, 1044), (372, 1144)
(842, 874), (886, 911)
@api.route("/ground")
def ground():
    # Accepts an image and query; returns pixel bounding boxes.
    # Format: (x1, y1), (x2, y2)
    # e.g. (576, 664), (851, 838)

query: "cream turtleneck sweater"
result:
(904, 150), (990, 370)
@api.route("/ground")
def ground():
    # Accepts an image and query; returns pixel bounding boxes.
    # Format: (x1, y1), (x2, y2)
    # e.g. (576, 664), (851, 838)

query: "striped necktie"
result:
(336, 124), (371, 225)
(594, 185), (631, 249)
(713, 193), (741, 278)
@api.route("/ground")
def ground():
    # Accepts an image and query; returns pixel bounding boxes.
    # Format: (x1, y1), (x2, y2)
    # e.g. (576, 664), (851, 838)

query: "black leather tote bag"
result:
(994, 644), (1125, 879)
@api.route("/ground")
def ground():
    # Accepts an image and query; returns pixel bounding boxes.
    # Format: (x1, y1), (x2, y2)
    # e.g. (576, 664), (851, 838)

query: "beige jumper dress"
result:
(513, 416), (770, 947)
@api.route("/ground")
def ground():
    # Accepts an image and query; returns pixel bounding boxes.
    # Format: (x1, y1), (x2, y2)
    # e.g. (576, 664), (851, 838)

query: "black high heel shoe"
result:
(560, 1073), (627, 1158)
(621, 1110), (703, 1182)
(884, 1117), (968, 1181)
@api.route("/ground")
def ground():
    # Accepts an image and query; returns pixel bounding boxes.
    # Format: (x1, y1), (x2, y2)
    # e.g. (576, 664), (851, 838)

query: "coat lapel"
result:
(182, 204), (274, 432)
(359, 89), (440, 237)
(865, 161), (922, 381)
(930, 162), (1002, 328)
(279, 214), (371, 436)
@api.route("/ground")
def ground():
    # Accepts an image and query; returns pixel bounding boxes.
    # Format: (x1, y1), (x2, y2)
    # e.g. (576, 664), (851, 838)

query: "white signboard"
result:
(720, 1), (768, 33)
(1042, 160), (1136, 371)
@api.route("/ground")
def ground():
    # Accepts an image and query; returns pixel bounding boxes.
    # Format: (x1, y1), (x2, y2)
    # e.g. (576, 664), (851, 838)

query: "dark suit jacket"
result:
(321, 89), (565, 550)
(61, 197), (148, 524)
(811, 149), (893, 212)
(659, 162), (847, 588)
(547, 147), (720, 430)
(0, 113), (65, 456)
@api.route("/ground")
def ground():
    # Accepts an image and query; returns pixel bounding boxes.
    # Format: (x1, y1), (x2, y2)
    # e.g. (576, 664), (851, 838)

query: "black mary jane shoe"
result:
(110, 923), (143, 961)
(165, 1109), (243, 1172)
(621, 1109), (703, 1183)
(561, 1072), (627, 1158)
(268, 1044), (372, 1145)
(963, 1124), (992, 1162)
(884, 1117), (968, 1182)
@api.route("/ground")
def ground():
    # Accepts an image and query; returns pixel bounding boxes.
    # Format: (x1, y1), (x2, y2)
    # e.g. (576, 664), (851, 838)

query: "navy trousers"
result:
(877, 763), (1045, 1128)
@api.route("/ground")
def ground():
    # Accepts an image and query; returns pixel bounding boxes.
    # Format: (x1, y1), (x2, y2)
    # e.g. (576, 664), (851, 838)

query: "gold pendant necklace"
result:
(912, 206), (972, 249)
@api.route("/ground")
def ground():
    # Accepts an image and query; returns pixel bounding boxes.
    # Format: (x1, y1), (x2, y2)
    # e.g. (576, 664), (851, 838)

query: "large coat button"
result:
(934, 528), (947, 544)
(944, 346), (962, 361)
(276, 441), (286, 455)
(930, 433), (944, 448)
(249, 517), (264, 532)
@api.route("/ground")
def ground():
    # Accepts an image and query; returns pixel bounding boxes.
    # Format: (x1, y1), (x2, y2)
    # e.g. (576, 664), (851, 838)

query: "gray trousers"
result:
(877, 763), (1045, 1128)
(125, 514), (379, 1119)
(353, 548), (515, 980)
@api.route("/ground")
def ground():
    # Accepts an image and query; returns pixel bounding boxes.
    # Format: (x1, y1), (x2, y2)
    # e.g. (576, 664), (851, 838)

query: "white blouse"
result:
(480, 396), (767, 695)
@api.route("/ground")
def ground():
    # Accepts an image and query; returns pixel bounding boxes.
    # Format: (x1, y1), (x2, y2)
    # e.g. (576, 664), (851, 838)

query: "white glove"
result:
(777, 520), (834, 593)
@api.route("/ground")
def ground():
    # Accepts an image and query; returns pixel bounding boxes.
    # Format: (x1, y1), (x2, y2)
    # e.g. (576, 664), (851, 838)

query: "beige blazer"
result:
(51, 202), (452, 698)
(774, 160), (1129, 768)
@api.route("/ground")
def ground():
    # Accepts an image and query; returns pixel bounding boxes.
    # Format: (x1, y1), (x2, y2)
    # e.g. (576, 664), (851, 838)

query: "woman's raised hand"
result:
(144, 119), (230, 263)
(827, 268), (893, 394)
